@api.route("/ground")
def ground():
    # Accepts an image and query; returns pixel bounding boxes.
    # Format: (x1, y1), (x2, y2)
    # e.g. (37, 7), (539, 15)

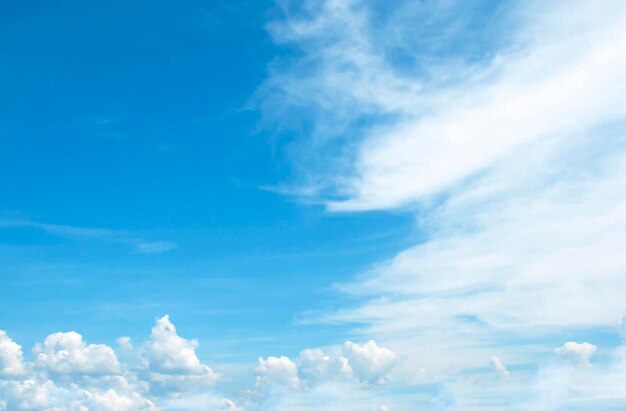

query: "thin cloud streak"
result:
(0, 219), (177, 254)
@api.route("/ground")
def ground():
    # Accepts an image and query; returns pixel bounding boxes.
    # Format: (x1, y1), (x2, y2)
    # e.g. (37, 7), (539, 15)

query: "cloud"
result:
(490, 356), (510, 377)
(0, 331), (26, 378)
(555, 342), (597, 366)
(256, 356), (300, 389)
(83, 388), (157, 411)
(263, 0), (626, 211)
(342, 340), (398, 385)
(0, 378), (157, 411)
(295, 348), (352, 386)
(33, 332), (120, 375)
(0, 316), (230, 410)
(116, 337), (133, 351)
(161, 394), (243, 411)
(261, 0), (626, 407)
(0, 219), (176, 255)
(135, 241), (177, 254)
(255, 340), (397, 394)
(140, 315), (218, 395)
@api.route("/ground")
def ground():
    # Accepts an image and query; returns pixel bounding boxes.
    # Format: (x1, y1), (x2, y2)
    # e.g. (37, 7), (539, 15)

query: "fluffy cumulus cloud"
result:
(140, 315), (218, 395)
(82, 388), (157, 411)
(0, 323), (397, 410)
(261, 0), (626, 408)
(342, 340), (398, 385)
(33, 332), (120, 375)
(255, 340), (397, 394)
(295, 348), (352, 385)
(256, 356), (300, 389)
(0, 331), (26, 378)
(555, 342), (597, 366)
(0, 317), (238, 411)
(0, 379), (157, 411)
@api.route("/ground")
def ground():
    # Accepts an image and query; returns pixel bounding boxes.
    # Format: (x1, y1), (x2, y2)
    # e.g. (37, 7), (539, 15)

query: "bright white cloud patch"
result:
(33, 331), (120, 375)
(84, 388), (157, 411)
(0, 317), (236, 411)
(0, 331), (26, 378)
(295, 348), (352, 385)
(555, 342), (597, 366)
(143, 315), (211, 375)
(255, 340), (397, 394)
(139, 315), (218, 396)
(256, 356), (300, 389)
(342, 340), (398, 385)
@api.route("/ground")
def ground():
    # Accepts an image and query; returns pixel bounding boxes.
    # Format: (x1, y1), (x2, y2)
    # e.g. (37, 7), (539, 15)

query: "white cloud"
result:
(0, 220), (176, 255)
(262, 0), (626, 407)
(0, 330), (26, 378)
(0, 378), (157, 411)
(140, 315), (218, 395)
(160, 393), (243, 411)
(83, 388), (157, 411)
(490, 356), (510, 377)
(33, 332), (120, 375)
(265, 0), (626, 211)
(143, 315), (205, 375)
(256, 356), (300, 389)
(135, 241), (177, 254)
(342, 340), (398, 385)
(0, 316), (225, 410)
(295, 348), (352, 386)
(221, 398), (241, 411)
(555, 342), (597, 366)
(116, 337), (133, 351)
(255, 340), (397, 392)
(0, 378), (66, 411)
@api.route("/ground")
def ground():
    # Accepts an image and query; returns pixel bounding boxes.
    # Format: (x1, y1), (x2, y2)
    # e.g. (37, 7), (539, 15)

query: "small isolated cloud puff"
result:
(33, 331), (120, 375)
(116, 336), (133, 351)
(342, 340), (398, 385)
(0, 330), (26, 377)
(490, 356), (510, 377)
(555, 342), (597, 366)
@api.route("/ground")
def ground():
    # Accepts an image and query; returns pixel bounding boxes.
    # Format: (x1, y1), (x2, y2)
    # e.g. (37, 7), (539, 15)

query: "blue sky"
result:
(0, 0), (412, 353)
(2, 1), (626, 410)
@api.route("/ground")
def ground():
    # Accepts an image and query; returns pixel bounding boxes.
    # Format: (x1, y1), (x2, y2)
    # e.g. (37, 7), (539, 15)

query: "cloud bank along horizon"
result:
(3, 0), (626, 410)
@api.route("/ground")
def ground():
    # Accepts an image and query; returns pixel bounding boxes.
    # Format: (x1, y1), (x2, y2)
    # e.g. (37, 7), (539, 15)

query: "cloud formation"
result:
(0, 316), (232, 411)
(34, 332), (121, 375)
(254, 340), (398, 401)
(555, 342), (597, 366)
(262, 0), (626, 408)
(0, 331), (26, 378)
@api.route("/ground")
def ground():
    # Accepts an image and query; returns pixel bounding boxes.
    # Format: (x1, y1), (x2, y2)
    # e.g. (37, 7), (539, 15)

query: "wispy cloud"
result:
(262, 0), (626, 407)
(0, 219), (177, 254)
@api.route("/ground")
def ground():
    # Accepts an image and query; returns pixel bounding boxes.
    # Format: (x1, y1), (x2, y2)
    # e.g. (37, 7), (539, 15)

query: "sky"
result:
(1, 0), (626, 410)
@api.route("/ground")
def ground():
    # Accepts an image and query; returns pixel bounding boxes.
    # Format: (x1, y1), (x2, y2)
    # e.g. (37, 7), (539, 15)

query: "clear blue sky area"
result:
(0, 0), (413, 362)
